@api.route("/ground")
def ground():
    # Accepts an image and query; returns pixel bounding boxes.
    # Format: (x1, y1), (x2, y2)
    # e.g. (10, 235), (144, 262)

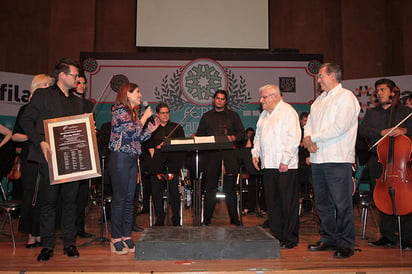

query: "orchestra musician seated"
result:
(141, 102), (186, 226)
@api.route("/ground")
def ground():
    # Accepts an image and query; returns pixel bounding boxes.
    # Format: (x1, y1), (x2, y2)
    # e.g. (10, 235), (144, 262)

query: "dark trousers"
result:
(38, 162), (79, 249)
(368, 154), (412, 242)
(108, 152), (137, 239)
(145, 149), (184, 225)
(262, 168), (299, 244)
(150, 174), (180, 225)
(19, 159), (40, 236)
(75, 180), (89, 233)
(311, 163), (355, 249)
(379, 213), (412, 242)
(203, 150), (239, 222)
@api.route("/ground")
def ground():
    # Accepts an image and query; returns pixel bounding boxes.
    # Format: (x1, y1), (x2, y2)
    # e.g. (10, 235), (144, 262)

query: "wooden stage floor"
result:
(0, 200), (412, 273)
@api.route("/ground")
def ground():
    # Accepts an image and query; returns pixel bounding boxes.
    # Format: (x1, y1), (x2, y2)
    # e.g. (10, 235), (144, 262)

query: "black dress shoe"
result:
(63, 245), (80, 258)
(230, 219), (241, 226)
(280, 241), (297, 249)
(26, 242), (38, 249)
(368, 237), (395, 247)
(77, 231), (95, 238)
(202, 219), (211, 226)
(173, 221), (182, 227)
(132, 225), (144, 232)
(334, 246), (354, 258)
(37, 248), (54, 262)
(308, 241), (337, 251)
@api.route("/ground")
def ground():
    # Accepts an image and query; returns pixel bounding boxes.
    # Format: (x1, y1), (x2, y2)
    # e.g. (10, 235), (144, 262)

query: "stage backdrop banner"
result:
(343, 75), (412, 119)
(1, 68), (411, 133)
(82, 57), (322, 135)
(0, 71), (32, 129)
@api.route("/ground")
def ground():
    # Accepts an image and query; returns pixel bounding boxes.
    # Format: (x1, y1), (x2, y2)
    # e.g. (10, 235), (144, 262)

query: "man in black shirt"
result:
(142, 102), (185, 226)
(20, 58), (85, 261)
(359, 78), (412, 251)
(196, 90), (245, 226)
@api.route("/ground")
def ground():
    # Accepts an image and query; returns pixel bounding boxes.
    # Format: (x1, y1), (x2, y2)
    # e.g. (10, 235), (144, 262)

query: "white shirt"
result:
(304, 83), (360, 164)
(251, 100), (301, 169)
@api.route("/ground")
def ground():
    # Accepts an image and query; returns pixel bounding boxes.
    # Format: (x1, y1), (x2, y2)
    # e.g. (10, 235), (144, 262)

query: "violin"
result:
(373, 88), (412, 215)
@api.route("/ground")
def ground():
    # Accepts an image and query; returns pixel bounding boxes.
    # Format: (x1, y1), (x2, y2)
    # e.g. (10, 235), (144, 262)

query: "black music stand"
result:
(162, 136), (233, 226)
(80, 155), (110, 247)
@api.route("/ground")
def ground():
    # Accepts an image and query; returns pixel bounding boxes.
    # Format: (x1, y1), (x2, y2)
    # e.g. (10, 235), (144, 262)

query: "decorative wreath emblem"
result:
(154, 68), (186, 111)
(155, 59), (250, 111)
(307, 60), (322, 75)
(82, 58), (98, 73)
(225, 68), (250, 110)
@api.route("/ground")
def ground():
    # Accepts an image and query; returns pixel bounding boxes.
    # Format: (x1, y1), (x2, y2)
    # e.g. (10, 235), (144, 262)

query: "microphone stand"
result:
(80, 155), (110, 247)
(91, 75), (114, 115)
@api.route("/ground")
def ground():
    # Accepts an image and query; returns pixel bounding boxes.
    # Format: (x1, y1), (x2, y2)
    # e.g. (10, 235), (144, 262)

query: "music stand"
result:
(162, 136), (233, 226)
(80, 155), (110, 247)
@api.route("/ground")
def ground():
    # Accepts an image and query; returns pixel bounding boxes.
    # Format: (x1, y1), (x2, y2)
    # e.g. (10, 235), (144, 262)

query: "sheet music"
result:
(170, 138), (195, 145)
(194, 136), (215, 144)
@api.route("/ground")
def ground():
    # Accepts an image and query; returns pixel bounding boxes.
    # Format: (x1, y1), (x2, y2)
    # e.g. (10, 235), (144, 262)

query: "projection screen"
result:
(136, 0), (269, 49)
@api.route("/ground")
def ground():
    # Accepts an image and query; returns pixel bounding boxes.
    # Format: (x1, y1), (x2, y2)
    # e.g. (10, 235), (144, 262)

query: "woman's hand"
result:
(140, 106), (154, 125)
(147, 117), (160, 132)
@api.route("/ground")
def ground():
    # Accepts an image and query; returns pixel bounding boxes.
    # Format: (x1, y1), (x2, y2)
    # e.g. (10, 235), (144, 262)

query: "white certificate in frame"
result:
(44, 113), (102, 185)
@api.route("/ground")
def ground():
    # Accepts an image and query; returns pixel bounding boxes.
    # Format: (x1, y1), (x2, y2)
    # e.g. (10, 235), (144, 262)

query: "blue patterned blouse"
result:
(108, 104), (153, 156)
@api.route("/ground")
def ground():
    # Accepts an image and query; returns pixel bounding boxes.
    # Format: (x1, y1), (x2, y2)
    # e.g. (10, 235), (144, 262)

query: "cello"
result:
(373, 88), (412, 216)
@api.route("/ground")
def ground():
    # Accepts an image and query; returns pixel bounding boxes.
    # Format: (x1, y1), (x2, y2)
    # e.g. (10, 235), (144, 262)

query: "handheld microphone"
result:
(142, 101), (155, 124)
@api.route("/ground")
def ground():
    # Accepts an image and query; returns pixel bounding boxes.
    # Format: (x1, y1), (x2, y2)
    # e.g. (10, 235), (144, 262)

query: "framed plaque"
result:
(44, 113), (102, 185)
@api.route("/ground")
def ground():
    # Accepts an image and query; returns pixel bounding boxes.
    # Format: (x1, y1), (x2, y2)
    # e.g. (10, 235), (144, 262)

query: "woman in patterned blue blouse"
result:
(108, 83), (159, 254)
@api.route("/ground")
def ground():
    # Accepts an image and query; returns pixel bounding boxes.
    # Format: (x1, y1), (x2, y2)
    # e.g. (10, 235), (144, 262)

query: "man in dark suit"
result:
(20, 58), (85, 262)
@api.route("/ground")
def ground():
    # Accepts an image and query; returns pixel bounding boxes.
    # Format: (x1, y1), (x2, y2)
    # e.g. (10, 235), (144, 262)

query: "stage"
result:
(0, 201), (412, 273)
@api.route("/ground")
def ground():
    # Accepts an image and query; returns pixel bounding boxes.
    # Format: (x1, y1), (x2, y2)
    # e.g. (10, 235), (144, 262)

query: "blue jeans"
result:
(108, 152), (138, 239)
(311, 163), (355, 249)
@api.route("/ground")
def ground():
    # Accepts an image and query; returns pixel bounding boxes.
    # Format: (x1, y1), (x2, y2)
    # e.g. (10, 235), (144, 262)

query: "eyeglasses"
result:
(259, 93), (276, 100)
(159, 111), (170, 114)
(66, 73), (79, 78)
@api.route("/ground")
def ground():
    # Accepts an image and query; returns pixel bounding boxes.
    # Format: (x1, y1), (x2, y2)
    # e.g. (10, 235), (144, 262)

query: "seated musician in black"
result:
(141, 102), (185, 226)
(358, 78), (412, 250)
